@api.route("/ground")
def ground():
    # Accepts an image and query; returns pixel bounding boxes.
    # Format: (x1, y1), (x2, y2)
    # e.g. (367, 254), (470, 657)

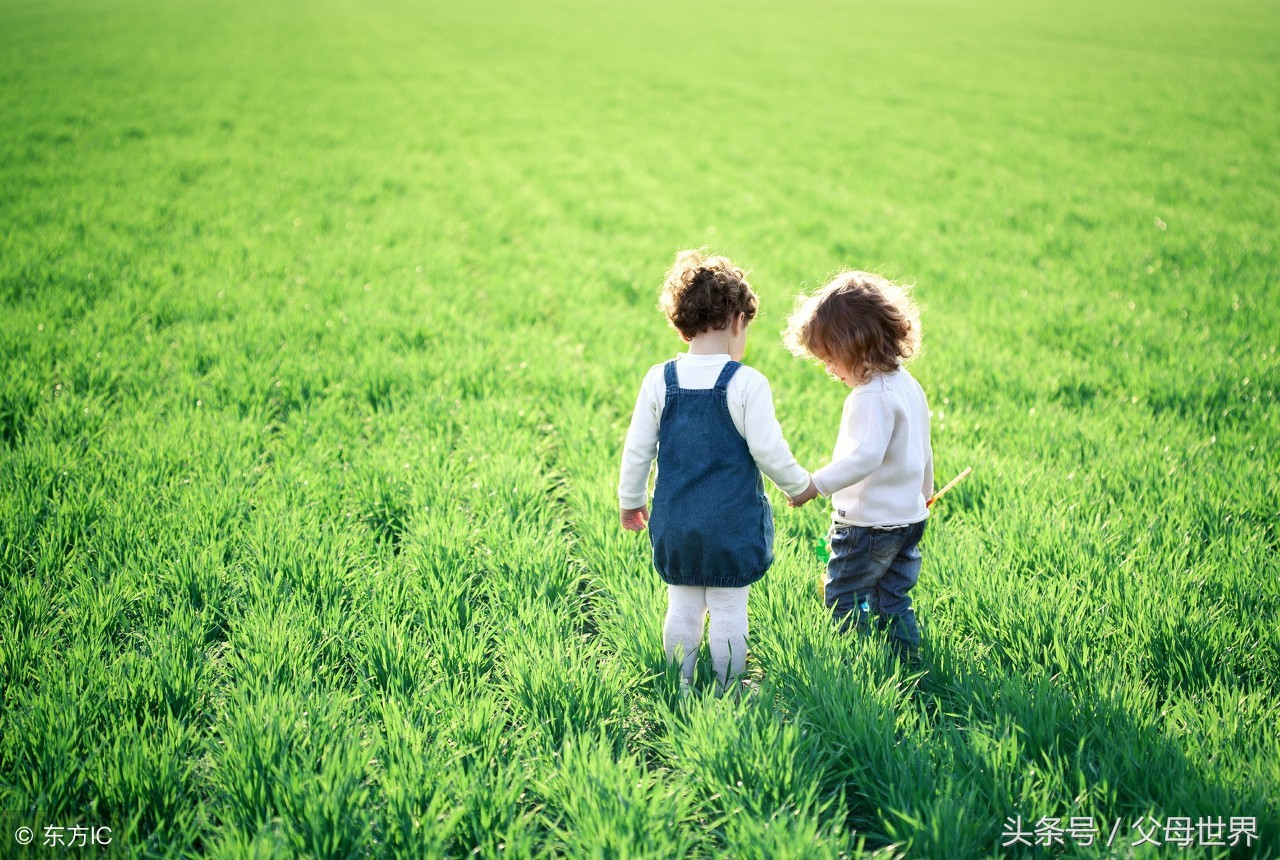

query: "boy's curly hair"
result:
(784, 271), (921, 380)
(659, 249), (758, 338)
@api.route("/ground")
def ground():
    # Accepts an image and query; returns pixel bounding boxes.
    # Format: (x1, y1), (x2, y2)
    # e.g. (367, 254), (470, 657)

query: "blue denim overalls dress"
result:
(648, 360), (774, 588)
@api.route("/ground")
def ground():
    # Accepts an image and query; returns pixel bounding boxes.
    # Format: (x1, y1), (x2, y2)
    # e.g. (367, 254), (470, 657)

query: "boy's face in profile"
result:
(823, 355), (858, 387)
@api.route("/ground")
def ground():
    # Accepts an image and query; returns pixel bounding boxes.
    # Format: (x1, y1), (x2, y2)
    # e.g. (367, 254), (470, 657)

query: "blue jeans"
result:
(825, 519), (927, 652)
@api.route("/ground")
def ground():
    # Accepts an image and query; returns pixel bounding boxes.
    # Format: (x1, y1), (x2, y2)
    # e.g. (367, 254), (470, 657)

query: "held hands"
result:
(623, 479), (816, 528)
(620, 505), (649, 531)
(788, 478), (820, 508)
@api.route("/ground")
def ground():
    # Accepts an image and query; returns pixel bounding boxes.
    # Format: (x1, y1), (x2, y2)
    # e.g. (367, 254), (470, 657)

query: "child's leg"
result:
(825, 524), (886, 635)
(873, 520), (927, 656)
(705, 585), (750, 690)
(664, 585), (706, 684)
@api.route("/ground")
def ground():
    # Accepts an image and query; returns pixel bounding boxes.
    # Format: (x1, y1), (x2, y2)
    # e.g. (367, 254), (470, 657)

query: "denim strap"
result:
(663, 360), (679, 390)
(713, 360), (741, 392)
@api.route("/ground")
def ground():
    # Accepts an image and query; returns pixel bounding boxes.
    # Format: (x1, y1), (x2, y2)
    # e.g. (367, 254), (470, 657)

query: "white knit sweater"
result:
(812, 368), (934, 527)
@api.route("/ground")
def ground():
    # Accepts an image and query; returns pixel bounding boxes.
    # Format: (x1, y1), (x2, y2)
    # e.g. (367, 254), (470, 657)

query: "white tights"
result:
(663, 584), (749, 689)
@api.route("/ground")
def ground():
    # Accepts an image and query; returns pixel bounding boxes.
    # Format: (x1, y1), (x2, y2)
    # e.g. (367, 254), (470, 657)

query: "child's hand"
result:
(788, 479), (820, 508)
(621, 505), (649, 531)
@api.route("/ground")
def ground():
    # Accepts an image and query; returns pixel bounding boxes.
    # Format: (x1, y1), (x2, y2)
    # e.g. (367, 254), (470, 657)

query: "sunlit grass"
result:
(1, 0), (1277, 856)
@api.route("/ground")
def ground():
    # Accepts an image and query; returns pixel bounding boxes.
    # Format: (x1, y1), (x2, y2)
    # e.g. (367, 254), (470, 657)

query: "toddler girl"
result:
(619, 250), (814, 693)
(784, 271), (933, 661)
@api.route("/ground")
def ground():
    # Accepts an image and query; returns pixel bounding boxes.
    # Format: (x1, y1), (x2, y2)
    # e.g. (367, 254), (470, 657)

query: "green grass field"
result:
(2, 0), (1278, 856)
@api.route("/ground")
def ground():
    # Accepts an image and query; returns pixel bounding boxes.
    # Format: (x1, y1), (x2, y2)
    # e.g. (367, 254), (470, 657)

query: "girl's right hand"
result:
(621, 506), (650, 531)
(788, 479), (820, 508)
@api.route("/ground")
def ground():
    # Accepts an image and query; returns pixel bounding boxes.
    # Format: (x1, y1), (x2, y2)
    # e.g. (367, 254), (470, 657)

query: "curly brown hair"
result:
(784, 271), (921, 381)
(658, 249), (758, 338)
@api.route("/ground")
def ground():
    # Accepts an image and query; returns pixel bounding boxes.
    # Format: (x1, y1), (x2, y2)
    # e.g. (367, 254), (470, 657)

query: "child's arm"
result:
(740, 373), (813, 501)
(811, 392), (893, 497)
(921, 443), (934, 504)
(618, 368), (662, 530)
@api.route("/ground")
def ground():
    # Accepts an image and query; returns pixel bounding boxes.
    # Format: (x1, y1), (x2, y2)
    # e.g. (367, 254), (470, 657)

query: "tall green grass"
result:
(2, 0), (1277, 856)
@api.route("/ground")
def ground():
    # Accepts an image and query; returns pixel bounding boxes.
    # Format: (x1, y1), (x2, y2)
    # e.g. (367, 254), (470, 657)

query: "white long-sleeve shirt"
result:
(618, 353), (812, 510)
(812, 367), (934, 527)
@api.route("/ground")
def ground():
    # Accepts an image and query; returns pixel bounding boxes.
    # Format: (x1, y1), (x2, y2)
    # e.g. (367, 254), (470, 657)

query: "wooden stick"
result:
(926, 466), (972, 508)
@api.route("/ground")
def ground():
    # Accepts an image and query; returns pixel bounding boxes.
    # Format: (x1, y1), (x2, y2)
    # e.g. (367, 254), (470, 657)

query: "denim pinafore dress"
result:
(648, 359), (774, 588)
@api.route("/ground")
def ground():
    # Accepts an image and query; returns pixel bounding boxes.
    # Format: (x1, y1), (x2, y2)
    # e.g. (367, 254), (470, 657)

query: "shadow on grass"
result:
(763, 613), (1277, 858)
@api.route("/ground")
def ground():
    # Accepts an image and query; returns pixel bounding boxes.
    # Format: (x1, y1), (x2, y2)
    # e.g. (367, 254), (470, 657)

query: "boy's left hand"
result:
(788, 479), (820, 508)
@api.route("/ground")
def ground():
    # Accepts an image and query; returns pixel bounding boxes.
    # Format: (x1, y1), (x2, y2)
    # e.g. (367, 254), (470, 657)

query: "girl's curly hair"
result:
(784, 271), (921, 380)
(658, 249), (758, 338)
